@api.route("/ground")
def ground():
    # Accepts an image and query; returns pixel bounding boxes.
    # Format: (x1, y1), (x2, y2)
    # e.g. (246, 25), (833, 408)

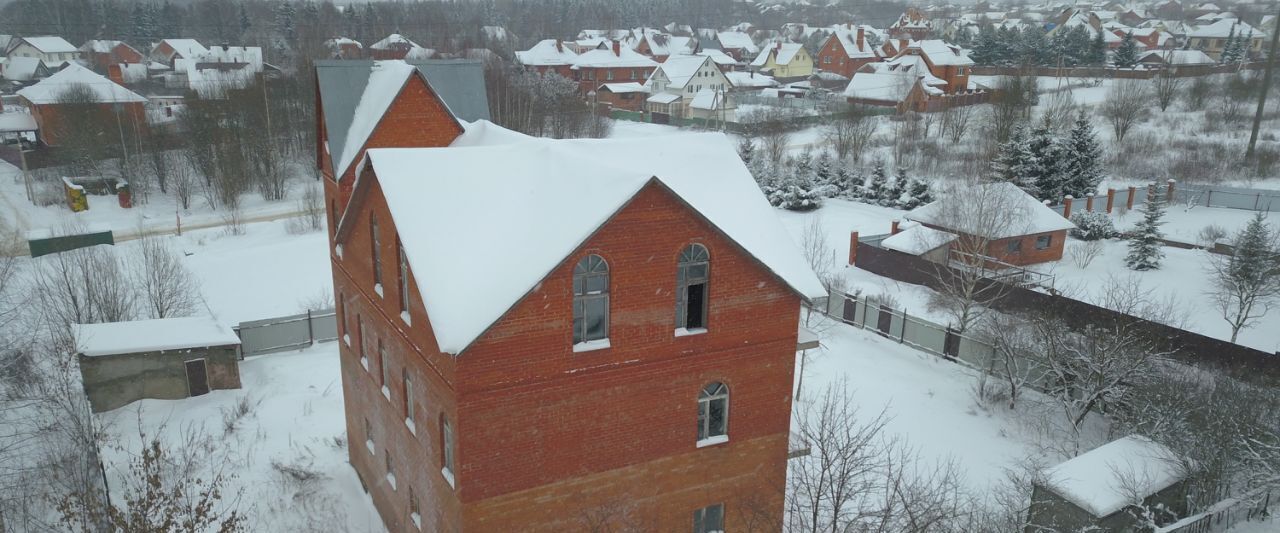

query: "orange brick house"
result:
(904, 182), (1075, 266)
(889, 8), (933, 40)
(79, 40), (144, 71)
(16, 63), (147, 147)
(569, 40), (658, 93)
(815, 26), (883, 79)
(316, 59), (825, 533)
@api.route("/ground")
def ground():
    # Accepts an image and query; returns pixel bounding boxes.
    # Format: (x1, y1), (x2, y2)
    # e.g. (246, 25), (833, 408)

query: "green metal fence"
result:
(27, 228), (114, 258)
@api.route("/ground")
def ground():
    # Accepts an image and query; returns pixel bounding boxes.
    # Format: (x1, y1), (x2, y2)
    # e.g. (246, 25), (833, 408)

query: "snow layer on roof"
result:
(843, 72), (918, 102)
(1043, 435), (1183, 518)
(716, 31), (759, 53)
(1190, 19), (1264, 38)
(515, 39), (579, 66)
(81, 40), (123, 53)
(752, 43), (805, 67)
(725, 70), (777, 88)
(646, 92), (682, 104)
(834, 28), (881, 59)
(0, 110), (37, 132)
(1, 57), (45, 81)
(157, 39), (208, 59)
(1140, 49), (1215, 65)
(362, 121), (826, 354)
(370, 33), (420, 50)
(75, 316), (240, 356)
(571, 46), (658, 69)
(17, 63), (146, 104)
(911, 40), (974, 66)
(600, 82), (647, 93)
(905, 182), (1075, 239)
(657, 54), (712, 88)
(694, 48), (737, 65)
(881, 223), (957, 255)
(20, 36), (77, 53)
(327, 37), (363, 48)
(689, 89), (725, 110)
(335, 61), (416, 181)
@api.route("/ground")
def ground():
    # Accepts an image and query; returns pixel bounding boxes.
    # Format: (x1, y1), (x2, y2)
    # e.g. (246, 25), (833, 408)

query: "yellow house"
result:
(750, 42), (814, 79)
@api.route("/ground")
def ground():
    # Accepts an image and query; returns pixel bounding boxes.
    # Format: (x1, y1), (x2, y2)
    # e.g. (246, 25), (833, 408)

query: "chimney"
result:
(555, 39), (563, 53)
(845, 22), (852, 30)
(612, 39), (621, 56)
(857, 27), (865, 48)
(891, 219), (901, 235)
(775, 42), (782, 53)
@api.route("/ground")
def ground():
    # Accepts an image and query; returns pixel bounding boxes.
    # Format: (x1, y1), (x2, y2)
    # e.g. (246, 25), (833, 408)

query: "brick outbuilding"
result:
(905, 182), (1076, 266)
(317, 59), (825, 532)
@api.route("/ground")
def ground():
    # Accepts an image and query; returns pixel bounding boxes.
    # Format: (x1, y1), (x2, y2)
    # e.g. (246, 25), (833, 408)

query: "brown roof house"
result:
(1027, 435), (1190, 532)
(905, 182), (1075, 266)
(74, 316), (242, 412)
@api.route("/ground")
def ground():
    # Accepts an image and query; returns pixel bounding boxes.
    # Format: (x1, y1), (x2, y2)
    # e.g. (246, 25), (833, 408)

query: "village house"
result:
(695, 48), (739, 71)
(904, 182), (1074, 266)
(1027, 436), (1189, 532)
(815, 25), (883, 79)
(1122, 27), (1175, 50)
(79, 40), (144, 72)
(594, 82), (648, 112)
(1139, 48), (1217, 67)
(749, 42), (813, 82)
(889, 8), (934, 40)
(633, 31), (698, 62)
(514, 39), (579, 78)
(326, 37), (364, 59)
(1187, 19), (1267, 60)
(16, 63), (147, 146)
(0, 56), (51, 83)
(712, 31), (759, 61)
(169, 45), (266, 98)
(315, 58), (823, 533)
(569, 40), (657, 94)
(644, 54), (735, 122)
(845, 39), (980, 112)
(4, 36), (79, 65)
(368, 34), (421, 60)
(150, 38), (208, 65)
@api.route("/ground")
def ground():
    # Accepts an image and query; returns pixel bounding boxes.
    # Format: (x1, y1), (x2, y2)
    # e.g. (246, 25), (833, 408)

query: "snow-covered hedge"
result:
(1069, 211), (1118, 241)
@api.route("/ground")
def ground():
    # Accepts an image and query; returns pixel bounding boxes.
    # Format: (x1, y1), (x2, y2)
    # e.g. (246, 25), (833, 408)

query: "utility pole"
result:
(19, 143), (33, 204)
(1246, 2), (1280, 160)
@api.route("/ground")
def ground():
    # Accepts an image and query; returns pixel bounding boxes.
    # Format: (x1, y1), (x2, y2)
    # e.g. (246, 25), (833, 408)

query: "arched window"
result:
(572, 255), (609, 344)
(697, 382), (728, 442)
(676, 244), (710, 330)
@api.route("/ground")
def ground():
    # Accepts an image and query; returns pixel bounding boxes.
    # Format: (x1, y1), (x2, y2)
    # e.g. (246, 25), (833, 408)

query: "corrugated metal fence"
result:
(235, 308), (338, 357)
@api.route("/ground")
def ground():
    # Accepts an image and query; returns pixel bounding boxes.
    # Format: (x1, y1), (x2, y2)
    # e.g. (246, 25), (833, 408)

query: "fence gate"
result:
(876, 304), (894, 335)
(943, 328), (961, 357)
(235, 308), (338, 357)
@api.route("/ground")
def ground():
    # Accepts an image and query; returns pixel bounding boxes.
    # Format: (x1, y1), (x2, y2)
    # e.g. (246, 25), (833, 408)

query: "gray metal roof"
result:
(315, 59), (491, 175)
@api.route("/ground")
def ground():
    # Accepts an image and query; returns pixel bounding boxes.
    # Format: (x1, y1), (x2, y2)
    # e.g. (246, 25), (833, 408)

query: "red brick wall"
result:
(27, 100), (147, 147)
(984, 230), (1068, 265)
(334, 173), (800, 531)
(574, 66), (655, 93)
(817, 35), (879, 78)
(596, 90), (644, 111)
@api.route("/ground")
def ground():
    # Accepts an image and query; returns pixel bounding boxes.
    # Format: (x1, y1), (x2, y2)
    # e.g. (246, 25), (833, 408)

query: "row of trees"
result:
(991, 112), (1105, 202)
(970, 24), (1107, 68)
(739, 140), (933, 212)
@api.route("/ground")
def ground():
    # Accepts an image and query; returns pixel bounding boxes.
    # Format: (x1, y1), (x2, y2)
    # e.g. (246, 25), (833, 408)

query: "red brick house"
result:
(149, 38), (207, 65)
(568, 40), (658, 94)
(889, 8), (933, 40)
(595, 82), (648, 111)
(514, 39), (579, 78)
(905, 182), (1075, 266)
(317, 59), (824, 533)
(368, 34), (420, 60)
(79, 40), (144, 71)
(326, 37), (363, 59)
(16, 63), (147, 146)
(815, 26), (882, 79)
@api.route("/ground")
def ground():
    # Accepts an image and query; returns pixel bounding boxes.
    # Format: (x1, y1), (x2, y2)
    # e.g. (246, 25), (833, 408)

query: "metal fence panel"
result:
(236, 308), (337, 357)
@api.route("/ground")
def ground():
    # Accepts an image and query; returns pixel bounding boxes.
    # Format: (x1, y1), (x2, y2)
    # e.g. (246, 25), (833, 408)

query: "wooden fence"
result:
(970, 61), (1267, 80)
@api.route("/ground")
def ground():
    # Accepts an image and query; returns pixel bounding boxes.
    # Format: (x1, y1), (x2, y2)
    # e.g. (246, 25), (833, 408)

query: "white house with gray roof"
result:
(644, 54), (735, 121)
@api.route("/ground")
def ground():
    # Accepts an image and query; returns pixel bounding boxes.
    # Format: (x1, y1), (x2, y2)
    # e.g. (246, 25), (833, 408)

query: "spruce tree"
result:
(865, 160), (888, 202)
(814, 151), (833, 188)
(883, 167), (908, 207)
(1060, 112), (1105, 198)
(1126, 186), (1167, 270)
(737, 137), (756, 166)
(1220, 25), (1240, 63)
(1027, 119), (1065, 201)
(1212, 212), (1280, 342)
(1088, 28), (1107, 66)
(971, 24), (999, 65)
(905, 179), (933, 209)
(991, 125), (1040, 196)
(1113, 32), (1139, 68)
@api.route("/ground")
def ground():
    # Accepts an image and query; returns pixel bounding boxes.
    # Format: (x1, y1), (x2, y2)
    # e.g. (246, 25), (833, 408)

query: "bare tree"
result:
(1205, 212), (1280, 343)
(987, 75), (1038, 147)
(170, 154), (196, 210)
(978, 312), (1046, 409)
(130, 232), (203, 319)
(1152, 71), (1183, 112)
(938, 102), (973, 144)
(822, 104), (877, 162)
(1102, 79), (1149, 142)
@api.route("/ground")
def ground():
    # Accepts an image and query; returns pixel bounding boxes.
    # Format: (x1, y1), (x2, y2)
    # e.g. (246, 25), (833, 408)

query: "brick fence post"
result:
(891, 219), (900, 235)
(1106, 188), (1116, 213)
(1166, 179), (1176, 203)
(1063, 196), (1073, 219)
(1085, 193), (1094, 212)
(1127, 186), (1137, 210)
(849, 231), (859, 266)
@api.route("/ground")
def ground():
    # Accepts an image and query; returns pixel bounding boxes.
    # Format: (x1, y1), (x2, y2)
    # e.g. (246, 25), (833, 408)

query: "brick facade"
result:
(573, 66), (655, 93)
(23, 100), (147, 147)
(815, 31), (880, 79)
(321, 71), (799, 532)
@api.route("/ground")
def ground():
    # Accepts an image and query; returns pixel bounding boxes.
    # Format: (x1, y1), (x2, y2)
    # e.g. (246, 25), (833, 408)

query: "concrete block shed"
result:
(74, 316), (242, 413)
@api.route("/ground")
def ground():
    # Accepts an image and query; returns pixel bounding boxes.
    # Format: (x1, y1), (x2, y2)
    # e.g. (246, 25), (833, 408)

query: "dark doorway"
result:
(652, 112), (670, 125)
(185, 359), (210, 397)
(877, 305), (893, 335)
(944, 328), (961, 358)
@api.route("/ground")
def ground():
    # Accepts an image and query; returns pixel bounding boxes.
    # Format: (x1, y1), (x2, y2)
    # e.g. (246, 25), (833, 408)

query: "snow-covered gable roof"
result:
(1, 57), (47, 81)
(751, 43), (805, 67)
(716, 31), (760, 53)
(842, 72), (923, 102)
(600, 82), (647, 93)
(195, 46), (263, 68)
(370, 34), (420, 50)
(335, 61), (419, 180)
(1189, 19), (1263, 39)
(327, 37), (363, 48)
(654, 54), (714, 88)
(156, 39), (207, 59)
(571, 45), (658, 69)
(1140, 49), (1214, 64)
(358, 121), (827, 354)
(643, 33), (696, 56)
(833, 27), (882, 59)
(80, 39), (126, 54)
(515, 39), (579, 66)
(905, 182), (1075, 239)
(17, 63), (145, 104)
(881, 222), (957, 255)
(74, 316), (241, 356)
(17, 36), (77, 54)
(647, 92), (682, 104)
(909, 39), (975, 66)
(725, 70), (777, 88)
(1043, 435), (1184, 518)
(695, 48), (738, 66)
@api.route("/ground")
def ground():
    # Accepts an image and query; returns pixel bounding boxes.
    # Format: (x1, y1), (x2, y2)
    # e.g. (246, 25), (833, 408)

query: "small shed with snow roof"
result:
(905, 182), (1074, 266)
(74, 316), (242, 412)
(1027, 435), (1190, 532)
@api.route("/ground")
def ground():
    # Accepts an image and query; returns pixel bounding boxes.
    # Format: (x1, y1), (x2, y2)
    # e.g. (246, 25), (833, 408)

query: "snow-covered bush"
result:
(1069, 211), (1118, 240)
(769, 184), (823, 211)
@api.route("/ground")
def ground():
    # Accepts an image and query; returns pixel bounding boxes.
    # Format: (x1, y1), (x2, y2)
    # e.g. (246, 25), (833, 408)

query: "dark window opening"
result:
(677, 244), (710, 330)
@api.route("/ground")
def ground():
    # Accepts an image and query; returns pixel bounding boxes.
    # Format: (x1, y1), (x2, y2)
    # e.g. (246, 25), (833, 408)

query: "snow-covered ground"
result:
(97, 344), (386, 532)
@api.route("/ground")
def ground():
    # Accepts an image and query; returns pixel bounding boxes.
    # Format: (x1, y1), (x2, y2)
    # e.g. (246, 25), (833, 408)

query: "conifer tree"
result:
(1209, 212), (1280, 342)
(904, 179), (933, 209)
(865, 160), (888, 202)
(1126, 186), (1166, 270)
(971, 24), (1000, 65)
(814, 151), (833, 188)
(1113, 32), (1139, 68)
(1027, 119), (1066, 201)
(1088, 28), (1107, 65)
(833, 164), (853, 197)
(1060, 112), (1105, 198)
(882, 166), (908, 207)
(991, 125), (1039, 196)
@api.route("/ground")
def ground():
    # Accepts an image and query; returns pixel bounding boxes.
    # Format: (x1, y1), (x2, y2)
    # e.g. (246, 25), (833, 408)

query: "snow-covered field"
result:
(97, 344), (385, 532)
